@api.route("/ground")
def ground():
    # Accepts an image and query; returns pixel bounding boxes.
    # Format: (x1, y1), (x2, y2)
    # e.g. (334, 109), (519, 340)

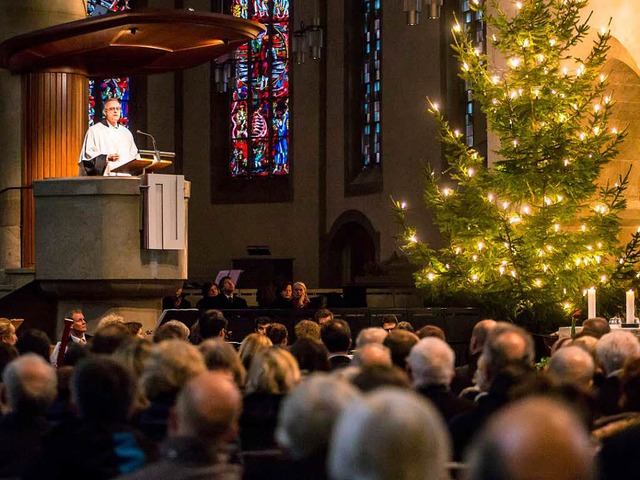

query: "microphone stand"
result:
(137, 130), (160, 175)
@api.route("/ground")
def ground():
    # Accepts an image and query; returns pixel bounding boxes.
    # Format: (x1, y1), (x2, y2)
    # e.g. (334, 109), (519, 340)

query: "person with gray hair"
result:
(595, 330), (640, 415)
(409, 337), (473, 422)
(352, 342), (392, 367)
(450, 322), (535, 460)
(329, 387), (451, 480)
(0, 354), (57, 478)
(355, 327), (388, 349)
(547, 345), (594, 391)
(276, 374), (360, 478)
(466, 396), (595, 480)
(117, 371), (243, 480)
(452, 319), (497, 393)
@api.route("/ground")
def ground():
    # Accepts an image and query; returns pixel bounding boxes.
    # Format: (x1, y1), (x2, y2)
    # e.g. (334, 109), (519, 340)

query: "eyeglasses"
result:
(105, 107), (121, 112)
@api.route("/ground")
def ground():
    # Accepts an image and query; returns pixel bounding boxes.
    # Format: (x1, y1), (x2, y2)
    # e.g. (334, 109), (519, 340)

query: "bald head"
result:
(470, 319), (497, 355)
(173, 370), (242, 443)
(467, 397), (595, 480)
(352, 343), (392, 367)
(2, 354), (57, 415)
(548, 346), (594, 389)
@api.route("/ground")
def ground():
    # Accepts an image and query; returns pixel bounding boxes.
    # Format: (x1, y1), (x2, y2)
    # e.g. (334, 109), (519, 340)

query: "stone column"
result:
(0, 1), (86, 269)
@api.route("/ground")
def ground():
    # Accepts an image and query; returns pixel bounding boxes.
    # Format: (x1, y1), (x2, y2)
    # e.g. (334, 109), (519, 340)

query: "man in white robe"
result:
(78, 97), (138, 176)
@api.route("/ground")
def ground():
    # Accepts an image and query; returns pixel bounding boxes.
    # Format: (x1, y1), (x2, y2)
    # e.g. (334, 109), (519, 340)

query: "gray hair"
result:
(355, 328), (388, 348)
(276, 373), (360, 459)
(596, 331), (640, 375)
(199, 338), (247, 388)
(352, 343), (392, 367)
(408, 337), (455, 387)
(329, 387), (451, 480)
(548, 345), (594, 388)
(3, 354), (57, 414)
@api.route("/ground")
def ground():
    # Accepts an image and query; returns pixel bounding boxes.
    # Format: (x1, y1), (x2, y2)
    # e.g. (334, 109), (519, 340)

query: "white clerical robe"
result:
(78, 121), (138, 176)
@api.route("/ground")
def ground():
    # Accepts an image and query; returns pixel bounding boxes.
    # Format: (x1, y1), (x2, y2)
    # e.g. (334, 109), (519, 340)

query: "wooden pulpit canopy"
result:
(0, 9), (265, 77)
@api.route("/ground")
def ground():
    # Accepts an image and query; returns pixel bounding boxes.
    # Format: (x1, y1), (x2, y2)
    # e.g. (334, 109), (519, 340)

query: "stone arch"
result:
(322, 210), (379, 287)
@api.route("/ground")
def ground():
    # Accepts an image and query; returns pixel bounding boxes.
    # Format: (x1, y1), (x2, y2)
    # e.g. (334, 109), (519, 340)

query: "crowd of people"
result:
(0, 308), (637, 479)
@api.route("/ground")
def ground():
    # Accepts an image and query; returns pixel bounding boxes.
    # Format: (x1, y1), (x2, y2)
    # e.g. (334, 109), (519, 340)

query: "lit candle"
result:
(626, 289), (635, 324)
(587, 287), (596, 319)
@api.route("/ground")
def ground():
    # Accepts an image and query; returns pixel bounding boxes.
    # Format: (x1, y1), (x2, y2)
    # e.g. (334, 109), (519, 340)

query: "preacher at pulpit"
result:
(78, 97), (138, 176)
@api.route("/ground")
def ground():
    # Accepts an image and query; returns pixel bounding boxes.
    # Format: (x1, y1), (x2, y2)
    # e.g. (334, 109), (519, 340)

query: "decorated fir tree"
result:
(394, 0), (640, 330)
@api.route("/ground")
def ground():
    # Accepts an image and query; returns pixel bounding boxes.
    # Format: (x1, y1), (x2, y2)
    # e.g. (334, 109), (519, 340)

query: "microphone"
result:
(137, 129), (160, 162)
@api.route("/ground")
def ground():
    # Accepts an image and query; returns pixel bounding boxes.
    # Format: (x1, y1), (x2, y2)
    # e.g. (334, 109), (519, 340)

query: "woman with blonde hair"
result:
(292, 281), (310, 309)
(238, 333), (272, 371)
(0, 318), (17, 346)
(241, 347), (301, 450)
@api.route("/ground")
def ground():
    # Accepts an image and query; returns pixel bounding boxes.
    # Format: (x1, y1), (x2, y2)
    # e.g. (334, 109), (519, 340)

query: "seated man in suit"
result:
(211, 276), (248, 309)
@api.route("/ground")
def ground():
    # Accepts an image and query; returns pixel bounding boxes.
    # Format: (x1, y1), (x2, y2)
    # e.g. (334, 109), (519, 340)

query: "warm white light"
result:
(513, 140), (518, 148)
(595, 255), (602, 263)
(492, 98), (499, 105)
(442, 188), (452, 197)
(491, 76), (500, 85)
(599, 74), (606, 83)
(537, 54), (545, 62)
(499, 266), (505, 275)
(581, 225), (587, 232)
(522, 205), (531, 214)
(509, 216), (521, 224)
(502, 201), (509, 209)
(604, 96), (611, 104)
(579, 132), (586, 141)
(515, 1), (522, 9)
(554, 224), (560, 232)
(576, 64), (585, 76)
(472, 255), (478, 261)
(600, 275), (608, 283)
(587, 245), (593, 251)
(477, 241), (485, 251)
(453, 23), (462, 33)
(544, 197), (552, 206)
(600, 26), (608, 35)
(549, 38), (557, 46)
(462, 62), (470, 71)
(522, 38), (530, 48)
(594, 104), (601, 113)
(557, 195), (563, 202)
(511, 270), (517, 277)
(562, 66), (568, 76)
(533, 88), (540, 98)
(432, 102), (439, 112)
(593, 126), (600, 136)
(487, 193), (495, 202)
(467, 167), (475, 177)
(455, 247), (462, 254)
(409, 235), (418, 243)
(427, 272), (436, 281)
(546, 245), (553, 252)
(508, 57), (521, 68)
(534, 279), (542, 287)
(471, 274), (478, 282)
(612, 128), (618, 134)
(564, 159), (570, 166)
(454, 130), (461, 137)
(400, 201), (407, 209)
(492, 34), (497, 42)
(510, 90), (518, 99)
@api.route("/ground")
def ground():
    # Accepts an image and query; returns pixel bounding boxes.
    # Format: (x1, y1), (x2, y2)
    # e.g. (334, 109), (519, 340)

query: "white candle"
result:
(626, 289), (635, 323)
(587, 287), (596, 319)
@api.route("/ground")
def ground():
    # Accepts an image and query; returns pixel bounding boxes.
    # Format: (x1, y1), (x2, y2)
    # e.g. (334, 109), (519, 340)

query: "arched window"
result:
(230, 0), (290, 177)
(87, 0), (131, 127)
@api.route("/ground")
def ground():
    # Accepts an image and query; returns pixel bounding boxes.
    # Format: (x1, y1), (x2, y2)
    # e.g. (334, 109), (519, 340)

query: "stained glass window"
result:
(230, 0), (290, 177)
(87, 0), (131, 127)
(461, 0), (485, 147)
(362, 0), (381, 167)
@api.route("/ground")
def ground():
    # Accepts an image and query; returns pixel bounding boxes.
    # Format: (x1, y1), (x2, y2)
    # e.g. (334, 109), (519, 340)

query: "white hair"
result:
(408, 337), (455, 387)
(329, 387), (451, 480)
(3, 354), (57, 414)
(276, 373), (360, 460)
(355, 328), (388, 348)
(548, 345), (594, 388)
(352, 343), (392, 367)
(596, 331), (640, 375)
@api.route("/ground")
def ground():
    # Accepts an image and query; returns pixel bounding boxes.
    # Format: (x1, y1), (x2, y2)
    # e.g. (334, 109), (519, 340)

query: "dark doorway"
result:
(327, 221), (376, 287)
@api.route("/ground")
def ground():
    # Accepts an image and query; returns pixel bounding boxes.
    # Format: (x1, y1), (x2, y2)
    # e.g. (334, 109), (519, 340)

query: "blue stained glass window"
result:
(231, 0), (290, 177)
(462, 0), (485, 147)
(362, 0), (382, 167)
(87, 0), (131, 127)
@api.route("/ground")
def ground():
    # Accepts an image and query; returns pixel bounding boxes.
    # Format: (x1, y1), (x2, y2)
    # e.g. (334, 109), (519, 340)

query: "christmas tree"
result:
(394, 0), (640, 330)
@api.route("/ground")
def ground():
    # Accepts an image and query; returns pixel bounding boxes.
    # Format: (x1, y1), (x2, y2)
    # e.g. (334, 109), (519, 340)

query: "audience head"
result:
(153, 320), (190, 343)
(65, 309), (87, 337)
(238, 332), (273, 371)
(329, 387), (451, 480)
(2, 354), (57, 416)
(171, 371), (242, 445)
(72, 356), (135, 422)
(199, 338), (247, 388)
(355, 327), (388, 349)
(95, 312), (125, 331)
(16, 328), (51, 360)
(596, 330), (640, 375)
(383, 329), (420, 370)
(201, 280), (219, 298)
(352, 343), (392, 367)
(469, 319), (498, 355)
(351, 364), (412, 393)
(321, 319), (352, 354)
(266, 322), (288, 347)
(581, 317), (610, 339)
(91, 321), (131, 354)
(277, 281), (293, 301)
(314, 308), (334, 325)
(141, 339), (207, 401)
(381, 314), (398, 332)
(294, 319), (321, 341)
(219, 276), (236, 296)
(466, 396), (595, 480)
(621, 356), (640, 411)
(571, 335), (598, 360)
(245, 347), (301, 395)
(254, 316), (272, 335)
(0, 318), (18, 346)
(124, 321), (145, 338)
(198, 309), (228, 340)
(289, 337), (330, 374)
(112, 337), (152, 378)
(276, 374), (360, 460)
(476, 323), (535, 392)
(292, 281), (310, 307)
(396, 321), (415, 333)
(408, 337), (455, 388)
(416, 325), (446, 341)
(547, 345), (594, 390)
(256, 284), (277, 308)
